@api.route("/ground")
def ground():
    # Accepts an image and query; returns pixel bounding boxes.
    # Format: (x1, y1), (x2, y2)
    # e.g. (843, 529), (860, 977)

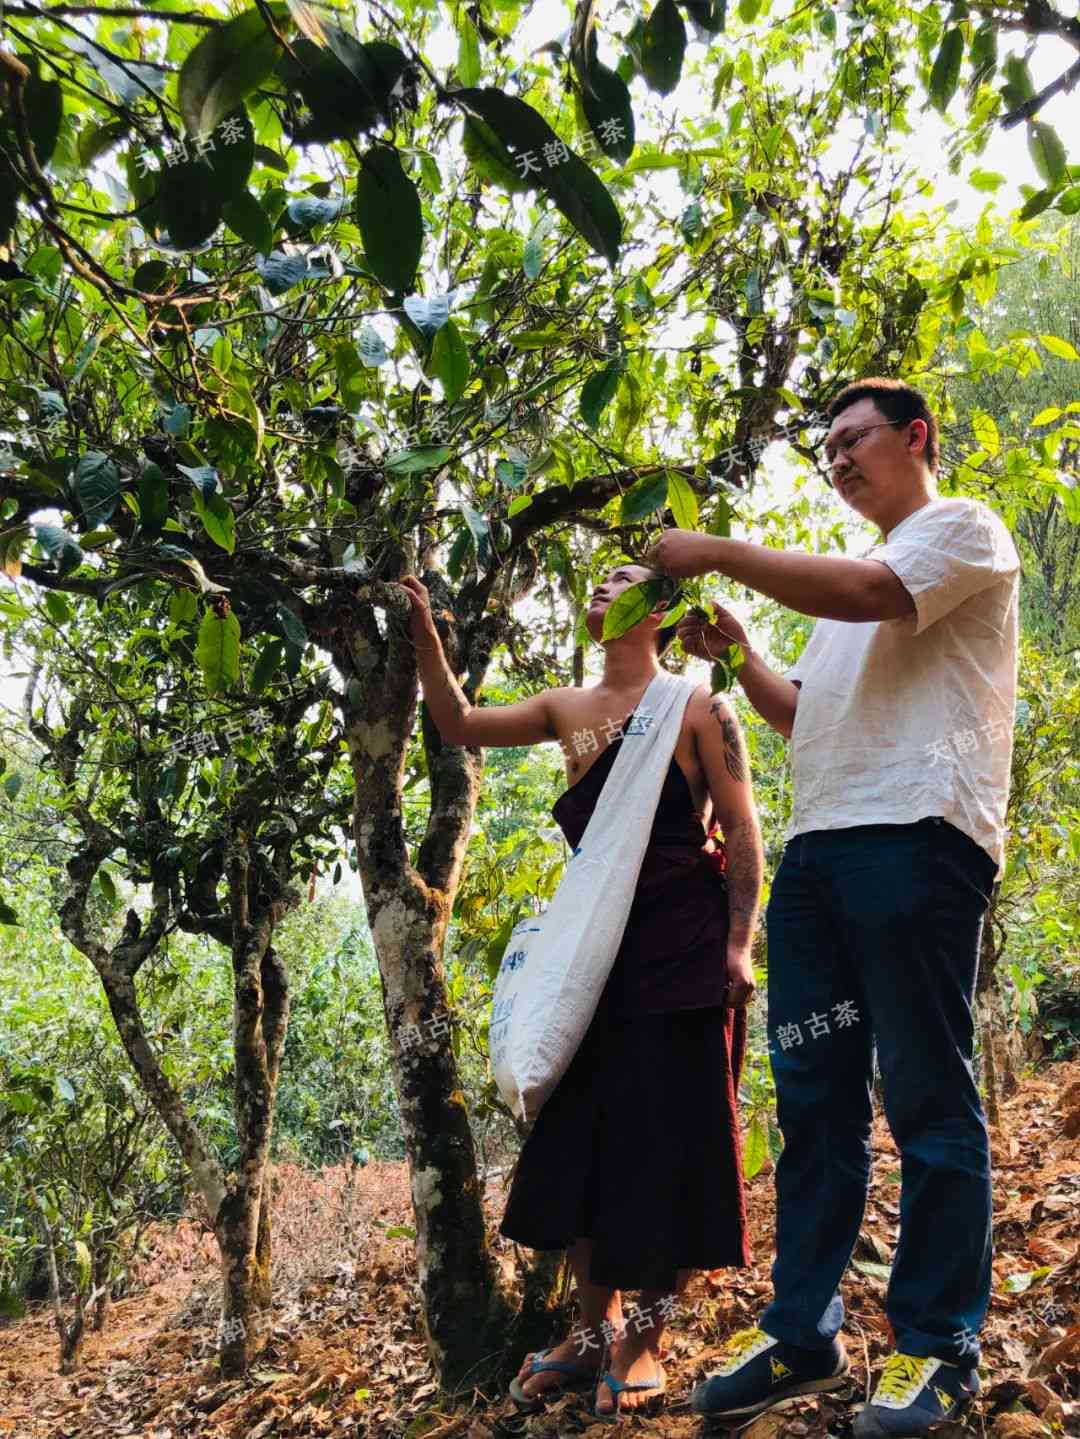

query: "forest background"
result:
(0, 0), (1078, 1417)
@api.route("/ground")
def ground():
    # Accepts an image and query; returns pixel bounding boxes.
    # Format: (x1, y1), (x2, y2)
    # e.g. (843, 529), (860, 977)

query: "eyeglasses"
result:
(819, 419), (908, 483)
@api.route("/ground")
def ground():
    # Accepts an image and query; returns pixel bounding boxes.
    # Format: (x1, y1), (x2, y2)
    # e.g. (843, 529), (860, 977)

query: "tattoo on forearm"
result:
(710, 702), (746, 782)
(723, 816), (763, 940)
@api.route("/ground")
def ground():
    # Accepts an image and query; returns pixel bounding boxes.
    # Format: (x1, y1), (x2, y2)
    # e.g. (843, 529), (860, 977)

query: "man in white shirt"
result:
(644, 378), (1020, 1439)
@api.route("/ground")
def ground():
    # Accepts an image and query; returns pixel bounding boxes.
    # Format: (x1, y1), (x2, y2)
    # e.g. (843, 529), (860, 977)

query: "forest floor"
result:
(1, 1058), (1078, 1439)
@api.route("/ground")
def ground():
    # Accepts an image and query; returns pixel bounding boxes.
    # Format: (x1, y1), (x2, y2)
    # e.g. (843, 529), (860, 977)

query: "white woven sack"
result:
(489, 670), (696, 1122)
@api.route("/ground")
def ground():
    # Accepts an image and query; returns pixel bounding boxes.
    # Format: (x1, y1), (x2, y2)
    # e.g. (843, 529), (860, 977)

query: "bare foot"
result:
(515, 1336), (603, 1401)
(594, 1334), (666, 1416)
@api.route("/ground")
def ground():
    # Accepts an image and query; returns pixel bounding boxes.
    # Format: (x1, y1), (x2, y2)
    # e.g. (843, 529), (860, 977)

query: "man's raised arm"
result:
(646, 531), (914, 623)
(396, 576), (556, 748)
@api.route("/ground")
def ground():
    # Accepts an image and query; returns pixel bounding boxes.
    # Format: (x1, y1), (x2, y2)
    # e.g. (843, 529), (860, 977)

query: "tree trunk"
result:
(215, 1188), (260, 1371)
(511, 1250), (567, 1357)
(59, 1304), (87, 1375)
(1001, 1010), (1020, 1098)
(29, 1188), (101, 1374)
(975, 884), (1002, 1126)
(344, 595), (513, 1389)
(253, 1183), (273, 1310)
(356, 818), (511, 1387)
(215, 843), (293, 1375)
(91, 1249), (111, 1331)
(60, 838), (291, 1377)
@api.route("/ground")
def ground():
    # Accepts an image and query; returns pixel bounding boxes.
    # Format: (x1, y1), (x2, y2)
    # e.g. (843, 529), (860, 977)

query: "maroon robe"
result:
(499, 715), (751, 1291)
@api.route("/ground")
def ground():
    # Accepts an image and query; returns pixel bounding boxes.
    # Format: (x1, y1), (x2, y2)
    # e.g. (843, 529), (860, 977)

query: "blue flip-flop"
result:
(508, 1348), (600, 1412)
(594, 1369), (666, 1422)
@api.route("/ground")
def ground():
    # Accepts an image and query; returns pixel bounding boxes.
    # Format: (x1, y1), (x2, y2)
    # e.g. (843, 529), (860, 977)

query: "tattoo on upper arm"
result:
(709, 701), (746, 782)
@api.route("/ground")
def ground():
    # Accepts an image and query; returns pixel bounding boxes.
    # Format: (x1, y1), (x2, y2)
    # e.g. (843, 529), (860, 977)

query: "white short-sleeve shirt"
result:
(785, 497), (1020, 875)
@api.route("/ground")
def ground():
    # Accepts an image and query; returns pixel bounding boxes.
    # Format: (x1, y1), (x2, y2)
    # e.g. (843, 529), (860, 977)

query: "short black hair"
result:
(827, 377), (940, 475)
(627, 562), (677, 653)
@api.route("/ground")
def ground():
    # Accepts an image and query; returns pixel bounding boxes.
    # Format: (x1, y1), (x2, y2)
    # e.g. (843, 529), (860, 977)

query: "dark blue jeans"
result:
(759, 818), (997, 1365)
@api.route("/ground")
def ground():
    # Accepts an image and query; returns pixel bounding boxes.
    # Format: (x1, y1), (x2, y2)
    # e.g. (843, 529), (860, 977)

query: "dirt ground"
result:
(1, 1061), (1077, 1439)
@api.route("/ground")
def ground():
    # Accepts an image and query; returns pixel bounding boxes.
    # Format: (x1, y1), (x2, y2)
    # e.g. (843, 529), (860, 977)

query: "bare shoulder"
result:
(544, 685), (575, 716)
(688, 684), (737, 731)
(539, 685), (579, 733)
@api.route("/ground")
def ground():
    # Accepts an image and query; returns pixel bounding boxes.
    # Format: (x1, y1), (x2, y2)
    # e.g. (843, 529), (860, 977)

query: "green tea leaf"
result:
(74, 1240), (92, 1292)
(138, 463), (169, 538)
(461, 504), (491, 567)
(1038, 333), (1078, 361)
(24, 74), (63, 169)
(157, 160), (223, 248)
(179, 5), (287, 139)
(666, 469), (699, 529)
(355, 146), (422, 293)
(196, 606), (241, 692)
(742, 1112), (767, 1178)
(968, 23), (997, 86)
(385, 445), (452, 473)
(1028, 122), (1067, 186)
(456, 88), (622, 265)
(601, 577), (665, 640)
(251, 637), (284, 693)
(928, 28), (964, 114)
(681, 0), (727, 35)
(430, 319), (470, 402)
(1000, 55), (1035, 111)
(709, 651), (735, 691)
(282, 37), (381, 144)
(461, 115), (531, 193)
(222, 189), (272, 254)
(1018, 187), (1057, 221)
(79, 118), (130, 168)
(971, 410), (1000, 454)
(581, 61), (635, 162)
(523, 212), (556, 279)
(457, 14), (481, 86)
(642, 0), (686, 96)
(657, 596), (687, 629)
(619, 470), (669, 522)
(508, 327), (562, 349)
(74, 451), (121, 528)
(334, 340), (367, 413)
(178, 463), (219, 499)
(580, 359), (623, 428)
(203, 106), (254, 199)
(968, 169), (1005, 193)
(275, 602), (307, 650)
(44, 591), (72, 624)
(194, 491), (236, 552)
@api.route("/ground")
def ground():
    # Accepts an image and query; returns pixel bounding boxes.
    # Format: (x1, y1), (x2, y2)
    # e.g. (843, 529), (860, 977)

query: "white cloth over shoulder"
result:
(490, 669), (696, 1123)
(785, 496), (1020, 875)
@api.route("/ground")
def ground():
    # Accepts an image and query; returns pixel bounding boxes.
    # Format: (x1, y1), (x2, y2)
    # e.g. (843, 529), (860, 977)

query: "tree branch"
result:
(507, 461), (708, 548)
(7, 1), (221, 17)
(18, 561), (110, 599)
(1001, 53), (1080, 127)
